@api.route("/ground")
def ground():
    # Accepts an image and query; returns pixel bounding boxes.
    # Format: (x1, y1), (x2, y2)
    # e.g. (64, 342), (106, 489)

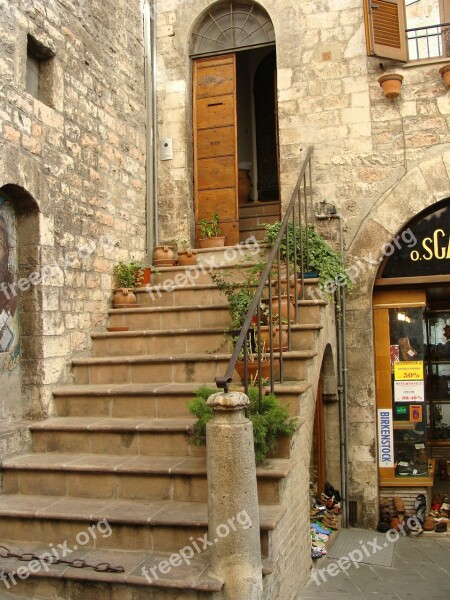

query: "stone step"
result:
(2, 454), (292, 505)
(0, 495), (284, 555)
(135, 283), (225, 308)
(0, 540), (222, 599)
(239, 213), (278, 229)
(52, 381), (311, 419)
(28, 417), (202, 458)
(238, 200), (280, 216)
(239, 226), (266, 242)
(91, 323), (321, 358)
(71, 351), (317, 386)
(107, 304), (230, 331)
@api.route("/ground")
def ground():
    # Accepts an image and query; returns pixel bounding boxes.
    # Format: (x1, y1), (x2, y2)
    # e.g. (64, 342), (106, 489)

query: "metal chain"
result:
(0, 545), (125, 573)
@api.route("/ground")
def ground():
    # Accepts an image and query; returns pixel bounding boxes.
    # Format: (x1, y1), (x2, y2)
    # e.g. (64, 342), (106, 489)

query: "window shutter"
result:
(365, 0), (408, 61)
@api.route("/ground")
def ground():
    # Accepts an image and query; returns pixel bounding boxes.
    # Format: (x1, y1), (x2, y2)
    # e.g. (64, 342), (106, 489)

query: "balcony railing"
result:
(406, 21), (450, 60)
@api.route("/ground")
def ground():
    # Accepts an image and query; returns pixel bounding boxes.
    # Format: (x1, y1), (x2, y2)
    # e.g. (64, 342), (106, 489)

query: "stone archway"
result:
(345, 150), (450, 528)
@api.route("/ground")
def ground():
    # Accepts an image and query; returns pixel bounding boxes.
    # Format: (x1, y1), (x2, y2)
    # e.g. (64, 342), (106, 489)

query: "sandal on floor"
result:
(436, 521), (448, 533)
(393, 496), (406, 520)
(423, 516), (436, 531)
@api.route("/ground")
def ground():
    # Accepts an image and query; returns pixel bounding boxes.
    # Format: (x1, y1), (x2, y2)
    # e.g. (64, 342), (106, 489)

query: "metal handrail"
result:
(215, 146), (314, 404)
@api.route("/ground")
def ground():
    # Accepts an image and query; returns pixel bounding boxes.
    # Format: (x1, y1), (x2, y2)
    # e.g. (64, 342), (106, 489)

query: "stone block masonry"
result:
(0, 0), (147, 423)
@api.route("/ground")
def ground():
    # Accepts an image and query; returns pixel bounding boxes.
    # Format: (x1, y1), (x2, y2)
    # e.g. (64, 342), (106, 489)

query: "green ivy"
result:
(188, 385), (296, 465)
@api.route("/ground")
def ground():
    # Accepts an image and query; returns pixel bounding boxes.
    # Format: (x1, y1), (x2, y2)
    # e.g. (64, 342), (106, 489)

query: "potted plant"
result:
(188, 384), (296, 465)
(175, 239), (198, 266)
(112, 261), (143, 307)
(264, 222), (352, 301)
(199, 212), (226, 248)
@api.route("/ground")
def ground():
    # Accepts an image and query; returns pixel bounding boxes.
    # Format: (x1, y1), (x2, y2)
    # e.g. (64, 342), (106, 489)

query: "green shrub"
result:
(188, 385), (296, 465)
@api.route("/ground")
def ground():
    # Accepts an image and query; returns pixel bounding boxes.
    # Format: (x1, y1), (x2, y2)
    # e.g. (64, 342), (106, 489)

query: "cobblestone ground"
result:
(299, 535), (450, 600)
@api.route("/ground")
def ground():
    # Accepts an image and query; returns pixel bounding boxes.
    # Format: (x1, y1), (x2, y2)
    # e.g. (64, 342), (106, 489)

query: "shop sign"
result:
(394, 380), (425, 403)
(394, 361), (424, 381)
(378, 409), (394, 467)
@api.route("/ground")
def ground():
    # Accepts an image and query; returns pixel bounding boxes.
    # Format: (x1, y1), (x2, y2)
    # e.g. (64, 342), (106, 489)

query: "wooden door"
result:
(193, 55), (239, 246)
(313, 380), (326, 496)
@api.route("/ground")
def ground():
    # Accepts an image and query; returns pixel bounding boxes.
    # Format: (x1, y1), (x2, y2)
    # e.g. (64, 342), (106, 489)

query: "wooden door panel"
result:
(196, 95), (235, 130)
(197, 156), (235, 191)
(197, 189), (236, 221)
(197, 126), (235, 159)
(194, 54), (238, 247)
(196, 61), (235, 98)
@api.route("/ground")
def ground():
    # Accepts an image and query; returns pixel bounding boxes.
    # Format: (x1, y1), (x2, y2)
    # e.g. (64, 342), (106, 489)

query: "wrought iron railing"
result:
(406, 21), (450, 61)
(215, 146), (314, 406)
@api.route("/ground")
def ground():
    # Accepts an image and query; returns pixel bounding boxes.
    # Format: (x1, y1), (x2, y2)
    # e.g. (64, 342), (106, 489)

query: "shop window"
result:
(25, 35), (55, 106)
(364, 0), (450, 61)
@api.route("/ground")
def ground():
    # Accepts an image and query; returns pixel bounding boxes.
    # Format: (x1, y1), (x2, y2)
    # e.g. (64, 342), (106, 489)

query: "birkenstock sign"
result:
(378, 409), (394, 468)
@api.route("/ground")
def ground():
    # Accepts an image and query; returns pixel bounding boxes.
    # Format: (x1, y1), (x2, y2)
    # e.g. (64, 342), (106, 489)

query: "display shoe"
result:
(311, 547), (324, 559)
(435, 521), (448, 533)
(393, 497), (406, 520)
(377, 514), (391, 533)
(390, 516), (401, 530)
(311, 545), (327, 555)
(379, 497), (390, 509)
(311, 522), (331, 535)
(423, 516), (436, 531)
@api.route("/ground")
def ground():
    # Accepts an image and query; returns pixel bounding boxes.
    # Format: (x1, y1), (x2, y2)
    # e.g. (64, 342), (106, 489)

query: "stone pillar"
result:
(206, 391), (263, 600)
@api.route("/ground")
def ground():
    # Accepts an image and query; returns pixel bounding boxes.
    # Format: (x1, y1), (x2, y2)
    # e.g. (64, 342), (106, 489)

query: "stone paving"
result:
(299, 534), (450, 600)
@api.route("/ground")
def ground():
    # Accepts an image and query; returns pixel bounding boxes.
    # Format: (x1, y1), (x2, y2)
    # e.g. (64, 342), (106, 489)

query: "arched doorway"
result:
(190, 1), (279, 245)
(373, 198), (450, 521)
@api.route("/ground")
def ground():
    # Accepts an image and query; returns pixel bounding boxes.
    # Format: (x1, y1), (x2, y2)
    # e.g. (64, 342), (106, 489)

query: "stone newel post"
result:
(206, 391), (263, 600)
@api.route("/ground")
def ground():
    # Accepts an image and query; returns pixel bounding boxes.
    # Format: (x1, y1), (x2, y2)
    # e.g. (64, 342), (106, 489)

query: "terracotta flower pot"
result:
(112, 287), (137, 307)
(263, 295), (295, 323)
(439, 65), (450, 89)
(136, 267), (151, 286)
(199, 236), (226, 249)
(259, 325), (288, 352)
(178, 249), (198, 266)
(378, 74), (403, 99)
(154, 245), (176, 266)
(235, 360), (273, 382)
(275, 275), (302, 298)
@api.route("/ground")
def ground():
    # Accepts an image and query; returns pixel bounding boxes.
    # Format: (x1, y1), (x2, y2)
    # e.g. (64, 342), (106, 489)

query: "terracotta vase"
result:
(275, 275), (302, 298)
(439, 65), (450, 89)
(378, 74), (403, 99)
(154, 245), (176, 266)
(259, 325), (288, 352)
(264, 295), (295, 323)
(112, 287), (137, 307)
(238, 169), (251, 204)
(136, 267), (151, 286)
(178, 249), (198, 266)
(235, 360), (273, 382)
(199, 236), (226, 249)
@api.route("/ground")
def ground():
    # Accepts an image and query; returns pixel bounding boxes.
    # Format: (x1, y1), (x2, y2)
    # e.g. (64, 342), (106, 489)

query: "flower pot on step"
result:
(154, 245), (176, 266)
(263, 294), (295, 323)
(199, 236), (226, 249)
(235, 360), (274, 383)
(112, 287), (137, 307)
(259, 325), (288, 352)
(178, 249), (198, 266)
(136, 267), (151, 286)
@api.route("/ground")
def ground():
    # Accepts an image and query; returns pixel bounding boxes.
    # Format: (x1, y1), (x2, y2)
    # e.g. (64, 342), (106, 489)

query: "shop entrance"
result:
(373, 198), (450, 528)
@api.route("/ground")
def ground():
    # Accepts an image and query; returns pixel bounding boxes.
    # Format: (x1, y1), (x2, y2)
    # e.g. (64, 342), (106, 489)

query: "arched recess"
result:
(344, 151), (450, 528)
(311, 344), (341, 500)
(0, 184), (42, 420)
(190, 1), (280, 246)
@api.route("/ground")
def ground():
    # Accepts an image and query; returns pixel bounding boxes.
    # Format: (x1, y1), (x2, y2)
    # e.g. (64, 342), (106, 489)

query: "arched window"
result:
(191, 1), (275, 56)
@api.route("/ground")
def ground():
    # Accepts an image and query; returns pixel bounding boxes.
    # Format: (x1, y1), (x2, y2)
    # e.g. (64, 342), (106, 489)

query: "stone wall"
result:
(154, 0), (450, 531)
(0, 0), (147, 423)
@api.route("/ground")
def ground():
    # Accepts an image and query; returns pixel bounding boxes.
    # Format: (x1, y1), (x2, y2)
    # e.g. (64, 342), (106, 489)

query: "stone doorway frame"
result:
(345, 151), (450, 528)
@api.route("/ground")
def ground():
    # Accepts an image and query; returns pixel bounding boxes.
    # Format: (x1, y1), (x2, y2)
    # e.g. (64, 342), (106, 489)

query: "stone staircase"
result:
(0, 246), (327, 600)
(239, 200), (280, 242)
